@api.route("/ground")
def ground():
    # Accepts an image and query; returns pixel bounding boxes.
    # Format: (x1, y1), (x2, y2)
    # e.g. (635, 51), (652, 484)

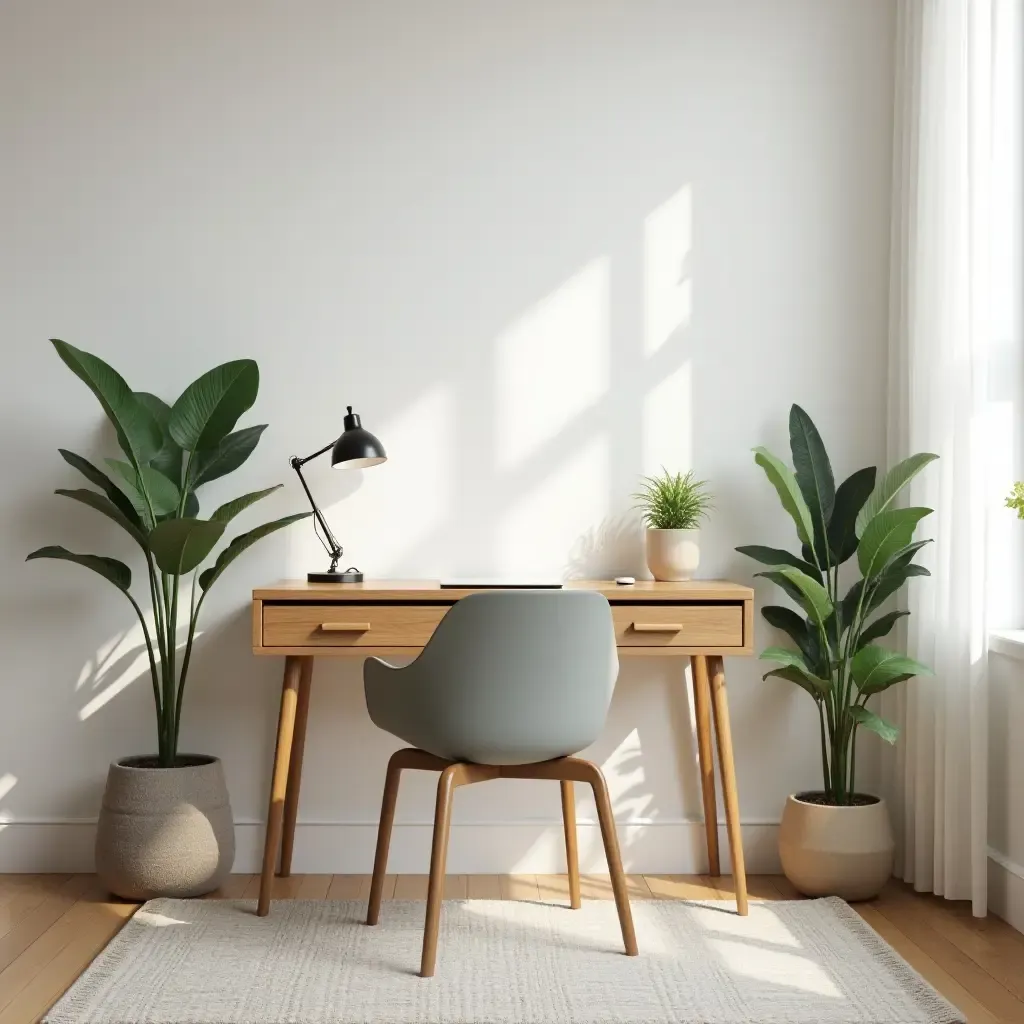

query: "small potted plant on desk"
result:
(738, 404), (936, 900)
(28, 341), (310, 899)
(634, 469), (712, 581)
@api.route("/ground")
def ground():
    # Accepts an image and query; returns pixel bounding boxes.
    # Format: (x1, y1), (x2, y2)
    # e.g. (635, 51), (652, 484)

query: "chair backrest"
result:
(366, 590), (618, 765)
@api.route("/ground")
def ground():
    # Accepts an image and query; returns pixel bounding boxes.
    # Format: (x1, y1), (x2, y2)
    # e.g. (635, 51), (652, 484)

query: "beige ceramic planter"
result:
(645, 528), (700, 581)
(778, 792), (894, 900)
(95, 755), (235, 900)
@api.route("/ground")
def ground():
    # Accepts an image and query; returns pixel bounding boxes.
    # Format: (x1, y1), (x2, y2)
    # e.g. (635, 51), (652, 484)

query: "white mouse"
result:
(614, 576), (636, 585)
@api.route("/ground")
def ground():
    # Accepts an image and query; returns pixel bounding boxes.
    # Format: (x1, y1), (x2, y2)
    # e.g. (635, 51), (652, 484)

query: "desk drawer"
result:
(612, 604), (743, 647)
(263, 603), (449, 648)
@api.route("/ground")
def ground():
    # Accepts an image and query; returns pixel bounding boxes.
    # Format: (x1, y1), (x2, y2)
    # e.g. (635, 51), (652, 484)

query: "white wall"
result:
(0, 0), (895, 873)
(989, 643), (1024, 930)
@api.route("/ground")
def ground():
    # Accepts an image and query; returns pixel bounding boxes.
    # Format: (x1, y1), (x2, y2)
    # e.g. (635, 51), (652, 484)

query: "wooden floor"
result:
(0, 874), (1021, 1023)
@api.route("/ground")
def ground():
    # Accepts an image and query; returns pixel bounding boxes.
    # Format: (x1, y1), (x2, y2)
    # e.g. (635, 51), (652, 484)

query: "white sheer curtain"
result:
(882, 0), (1021, 916)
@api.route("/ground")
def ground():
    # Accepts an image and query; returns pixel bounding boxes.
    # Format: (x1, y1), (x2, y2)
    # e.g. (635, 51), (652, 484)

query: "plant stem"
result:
(159, 572), (175, 766)
(174, 576), (204, 742)
(817, 700), (830, 798)
(125, 591), (161, 746)
(848, 723), (859, 798)
(165, 572), (180, 765)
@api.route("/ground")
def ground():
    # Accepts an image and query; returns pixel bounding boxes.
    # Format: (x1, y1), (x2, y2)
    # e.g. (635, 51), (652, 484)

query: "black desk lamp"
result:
(290, 406), (387, 583)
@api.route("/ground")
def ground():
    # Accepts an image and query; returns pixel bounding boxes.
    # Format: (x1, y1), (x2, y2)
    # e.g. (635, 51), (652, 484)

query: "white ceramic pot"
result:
(778, 792), (894, 900)
(645, 528), (700, 581)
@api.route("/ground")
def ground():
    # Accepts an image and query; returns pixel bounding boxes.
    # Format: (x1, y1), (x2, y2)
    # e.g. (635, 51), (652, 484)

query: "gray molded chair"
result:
(363, 589), (638, 977)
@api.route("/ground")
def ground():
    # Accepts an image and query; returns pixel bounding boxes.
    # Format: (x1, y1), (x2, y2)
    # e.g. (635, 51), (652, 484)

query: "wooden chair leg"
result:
(421, 764), (459, 978)
(708, 655), (748, 916)
(367, 750), (406, 925)
(690, 655), (720, 875)
(279, 657), (314, 878)
(585, 764), (638, 956)
(560, 780), (581, 909)
(257, 656), (302, 917)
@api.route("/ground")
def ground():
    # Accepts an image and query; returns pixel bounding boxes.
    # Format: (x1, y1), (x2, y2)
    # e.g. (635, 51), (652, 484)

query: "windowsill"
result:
(989, 630), (1024, 661)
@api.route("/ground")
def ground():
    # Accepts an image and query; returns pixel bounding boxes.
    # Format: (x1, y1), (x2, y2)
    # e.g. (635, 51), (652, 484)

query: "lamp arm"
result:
(292, 441), (336, 468)
(290, 456), (343, 571)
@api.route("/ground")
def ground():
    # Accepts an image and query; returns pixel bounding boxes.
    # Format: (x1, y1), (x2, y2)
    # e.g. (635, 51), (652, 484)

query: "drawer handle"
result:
(320, 622), (372, 632)
(632, 622), (682, 633)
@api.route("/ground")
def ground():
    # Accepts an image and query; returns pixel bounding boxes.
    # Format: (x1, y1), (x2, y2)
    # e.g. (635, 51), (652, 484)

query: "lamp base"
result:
(307, 570), (364, 584)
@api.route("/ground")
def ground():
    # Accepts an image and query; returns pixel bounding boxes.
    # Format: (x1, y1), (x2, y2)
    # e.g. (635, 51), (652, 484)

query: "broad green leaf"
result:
(211, 485), (282, 525)
(840, 579), (866, 630)
(856, 610), (909, 649)
(761, 605), (823, 672)
(857, 564), (929, 620)
(858, 507), (932, 579)
(759, 646), (832, 695)
(55, 488), (148, 549)
(888, 538), (932, 572)
(757, 568), (807, 610)
(106, 459), (181, 523)
(851, 644), (932, 694)
(763, 667), (831, 700)
(26, 545), (131, 591)
(752, 447), (817, 558)
(148, 518), (226, 575)
(199, 513), (310, 592)
(827, 466), (876, 564)
(189, 424), (267, 488)
(849, 705), (900, 744)
(58, 449), (142, 526)
(755, 566), (833, 627)
(169, 360), (259, 451)
(135, 391), (183, 484)
(759, 645), (811, 671)
(50, 340), (161, 468)
(822, 607), (842, 651)
(855, 453), (938, 537)
(789, 405), (834, 563)
(736, 545), (821, 581)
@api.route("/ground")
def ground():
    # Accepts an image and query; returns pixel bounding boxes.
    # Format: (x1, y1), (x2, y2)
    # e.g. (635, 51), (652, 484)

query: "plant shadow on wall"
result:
(25, 341), (311, 897)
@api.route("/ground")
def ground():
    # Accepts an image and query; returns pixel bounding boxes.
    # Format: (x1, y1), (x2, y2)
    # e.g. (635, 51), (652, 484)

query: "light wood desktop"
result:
(251, 579), (755, 916)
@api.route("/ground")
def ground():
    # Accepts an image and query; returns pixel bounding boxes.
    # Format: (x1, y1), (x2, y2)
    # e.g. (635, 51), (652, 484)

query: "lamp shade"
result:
(331, 406), (387, 469)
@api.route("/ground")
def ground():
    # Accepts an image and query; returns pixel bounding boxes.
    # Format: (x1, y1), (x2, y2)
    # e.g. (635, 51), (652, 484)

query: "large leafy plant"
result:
(737, 405), (937, 805)
(28, 341), (310, 768)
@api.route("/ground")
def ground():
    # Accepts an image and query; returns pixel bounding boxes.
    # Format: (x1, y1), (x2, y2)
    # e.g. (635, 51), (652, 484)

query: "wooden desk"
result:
(252, 579), (755, 914)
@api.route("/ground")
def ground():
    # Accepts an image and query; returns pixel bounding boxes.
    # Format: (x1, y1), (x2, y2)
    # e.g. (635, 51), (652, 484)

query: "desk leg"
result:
(690, 655), (720, 875)
(258, 656), (302, 917)
(707, 655), (748, 915)
(279, 657), (314, 877)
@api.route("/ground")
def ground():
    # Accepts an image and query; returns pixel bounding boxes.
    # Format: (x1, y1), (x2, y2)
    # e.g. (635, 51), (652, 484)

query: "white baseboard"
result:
(0, 821), (782, 875)
(988, 848), (1024, 933)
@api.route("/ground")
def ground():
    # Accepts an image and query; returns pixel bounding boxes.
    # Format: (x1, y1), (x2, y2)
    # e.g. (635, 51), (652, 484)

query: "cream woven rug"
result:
(47, 898), (962, 1024)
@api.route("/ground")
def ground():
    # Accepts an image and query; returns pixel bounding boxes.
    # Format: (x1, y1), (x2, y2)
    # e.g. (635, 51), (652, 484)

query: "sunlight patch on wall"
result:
(0, 774), (17, 802)
(78, 625), (197, 721)
(495, 258), (609, 470)
(496, 436), (607, 576)
(0, 773), (16, 831)
(643, 360), (692, 474)
(601, 727), (653, 824)
(644, 185), (692, 355)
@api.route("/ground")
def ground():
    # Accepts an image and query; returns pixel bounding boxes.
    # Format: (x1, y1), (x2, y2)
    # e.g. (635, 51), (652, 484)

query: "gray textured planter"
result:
(95, 755), (235, 900)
